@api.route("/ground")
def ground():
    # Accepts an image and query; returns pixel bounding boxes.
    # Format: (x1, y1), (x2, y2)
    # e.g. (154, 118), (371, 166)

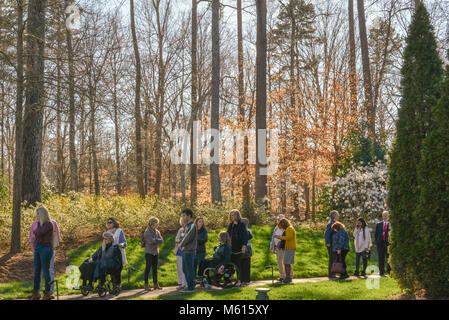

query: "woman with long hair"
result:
(226, 209), (249, 287)
(353, 217), (372, 277)
(174, 217), (187, 290)
(274, 218), (296, 284)
(194, 217), (208, 277)
(29, 206), (54, 300)
(106, 217), (127, 289)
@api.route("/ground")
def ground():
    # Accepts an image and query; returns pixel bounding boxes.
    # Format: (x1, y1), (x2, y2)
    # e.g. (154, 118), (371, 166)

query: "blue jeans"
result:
(355, 252), (368, 275)
(194, 252), (206, 277)
(34, 244), (54, 292)
(38, 253), (55, 294)
(182, 252), (195, 290)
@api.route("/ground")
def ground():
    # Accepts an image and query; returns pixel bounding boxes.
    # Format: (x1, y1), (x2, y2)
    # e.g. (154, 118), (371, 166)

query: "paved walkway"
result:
(56, 276), (376, 300)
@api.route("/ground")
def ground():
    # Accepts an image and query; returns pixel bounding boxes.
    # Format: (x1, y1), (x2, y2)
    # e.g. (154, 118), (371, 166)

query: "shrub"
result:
(317, 161), (388, 225)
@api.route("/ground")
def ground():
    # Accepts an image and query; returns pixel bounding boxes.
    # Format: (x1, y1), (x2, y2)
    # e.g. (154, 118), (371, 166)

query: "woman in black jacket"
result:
(226, 209), (249, 287)
(194, 217), (208, 276)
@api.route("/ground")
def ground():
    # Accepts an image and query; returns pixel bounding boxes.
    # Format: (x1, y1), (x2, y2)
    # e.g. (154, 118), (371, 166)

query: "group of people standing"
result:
(27, 204), (391, 300)
(173, 208), (253, 292)
(324, 210), (391, 279)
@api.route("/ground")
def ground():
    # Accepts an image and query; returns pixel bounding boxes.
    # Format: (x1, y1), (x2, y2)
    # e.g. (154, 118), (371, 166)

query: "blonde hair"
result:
(229, 209), (241, 223)
(241, 217), (249, 229)
(148, 217), (159, 228)
(37, 206), (50, 226)
(218, 231), (231, 246)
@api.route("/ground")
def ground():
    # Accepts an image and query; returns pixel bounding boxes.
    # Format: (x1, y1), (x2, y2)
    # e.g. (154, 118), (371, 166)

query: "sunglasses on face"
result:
(107, 221), (113, 224)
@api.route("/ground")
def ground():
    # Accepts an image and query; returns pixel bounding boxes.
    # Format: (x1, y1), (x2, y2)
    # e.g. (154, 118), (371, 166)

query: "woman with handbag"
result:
(353, 218), (372, 277)
(240, 218), (253, 286)
(331, 222), (350, 280)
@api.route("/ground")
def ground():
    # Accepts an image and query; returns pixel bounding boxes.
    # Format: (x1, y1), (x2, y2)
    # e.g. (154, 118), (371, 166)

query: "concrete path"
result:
(56, 275), (378, 300)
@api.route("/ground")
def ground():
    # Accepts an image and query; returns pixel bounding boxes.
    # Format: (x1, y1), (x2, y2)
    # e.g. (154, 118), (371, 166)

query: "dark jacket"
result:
(332, 229), (350, 252)
(375, 221), (390, 246)
(92, 243), (123, 280)
(196, 227), (208, 254)
(211, 243), (231, 266)
(324, 219), (336, 246)
(179, 221), (198, 254)
(227, 221), (249, 253)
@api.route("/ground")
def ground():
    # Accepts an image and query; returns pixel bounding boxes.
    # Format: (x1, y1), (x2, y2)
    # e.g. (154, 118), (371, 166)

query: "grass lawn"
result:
(133, 277), (401, 300)
(0, 225), (389, 300)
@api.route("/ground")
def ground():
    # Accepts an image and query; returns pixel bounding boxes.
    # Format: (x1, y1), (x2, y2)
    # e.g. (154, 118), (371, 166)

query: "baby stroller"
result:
(197, 262), (240, 289)
(78, 243), (123, 297)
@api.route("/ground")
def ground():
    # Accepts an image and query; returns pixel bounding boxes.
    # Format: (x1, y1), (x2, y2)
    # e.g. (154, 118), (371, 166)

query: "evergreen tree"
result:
(387, 3), (443, 292)
(415, 55), (449, 298)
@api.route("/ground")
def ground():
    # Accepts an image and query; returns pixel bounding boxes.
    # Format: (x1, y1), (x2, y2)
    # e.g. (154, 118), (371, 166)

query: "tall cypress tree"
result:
(415, 55), (449, 298)
(387, 2), (442, 292)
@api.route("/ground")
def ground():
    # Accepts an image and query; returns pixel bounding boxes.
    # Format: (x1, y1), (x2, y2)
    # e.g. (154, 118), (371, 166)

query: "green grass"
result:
(0, 225), (387, 300)
(133, 278), (401, 300)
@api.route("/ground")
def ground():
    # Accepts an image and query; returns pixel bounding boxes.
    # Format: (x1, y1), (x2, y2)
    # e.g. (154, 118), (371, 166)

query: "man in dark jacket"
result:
(179, 208), (198, 292)
(375, 211), (391, 276)
(324, 210), (339, 278)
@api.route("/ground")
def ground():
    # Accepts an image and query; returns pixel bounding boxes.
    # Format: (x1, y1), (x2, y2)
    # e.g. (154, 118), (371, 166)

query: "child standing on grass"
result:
(175, 217), (187, 289)
(142, 217), (164, 291)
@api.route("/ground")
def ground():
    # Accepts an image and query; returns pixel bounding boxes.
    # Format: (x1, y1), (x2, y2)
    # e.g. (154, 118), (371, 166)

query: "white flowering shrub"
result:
(319, 161), (388, 223)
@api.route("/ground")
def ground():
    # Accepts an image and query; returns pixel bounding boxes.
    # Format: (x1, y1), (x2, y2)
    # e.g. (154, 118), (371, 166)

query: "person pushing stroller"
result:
(79, 231), (123, 293)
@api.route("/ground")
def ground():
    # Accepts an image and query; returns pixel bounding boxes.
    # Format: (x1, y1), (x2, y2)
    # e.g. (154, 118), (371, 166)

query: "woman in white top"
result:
(107, 217), (127, 288)
(353, 218), (372, 277)
(270, 214), (289, 282)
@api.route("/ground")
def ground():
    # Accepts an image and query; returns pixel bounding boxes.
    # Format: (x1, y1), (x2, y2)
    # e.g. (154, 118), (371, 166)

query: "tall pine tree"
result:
(415, 54), (449, 298)
(387, 2), (442, 292)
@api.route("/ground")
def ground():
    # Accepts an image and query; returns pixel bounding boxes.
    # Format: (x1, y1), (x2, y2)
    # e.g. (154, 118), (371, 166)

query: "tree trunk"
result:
(11, 0), (25, 254)
(237, 0), (249, 203)
(130, 0), (145, 197)
(357, 0), (375, 139)
(22, 0), (48, 207)
(348, 0), (358, 116)
(153, 0), (165, 197)
(113, 72), (122, 195)
(255, 0), (267, 203)
(89, 82), (100, 196)
(190, 0), (198, 206)
(210, 0), (222, 204)
(66, 0), (78, 192)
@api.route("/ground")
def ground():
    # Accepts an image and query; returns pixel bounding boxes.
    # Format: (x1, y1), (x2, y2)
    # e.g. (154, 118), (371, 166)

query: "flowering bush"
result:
(318, 161), (388, 224)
